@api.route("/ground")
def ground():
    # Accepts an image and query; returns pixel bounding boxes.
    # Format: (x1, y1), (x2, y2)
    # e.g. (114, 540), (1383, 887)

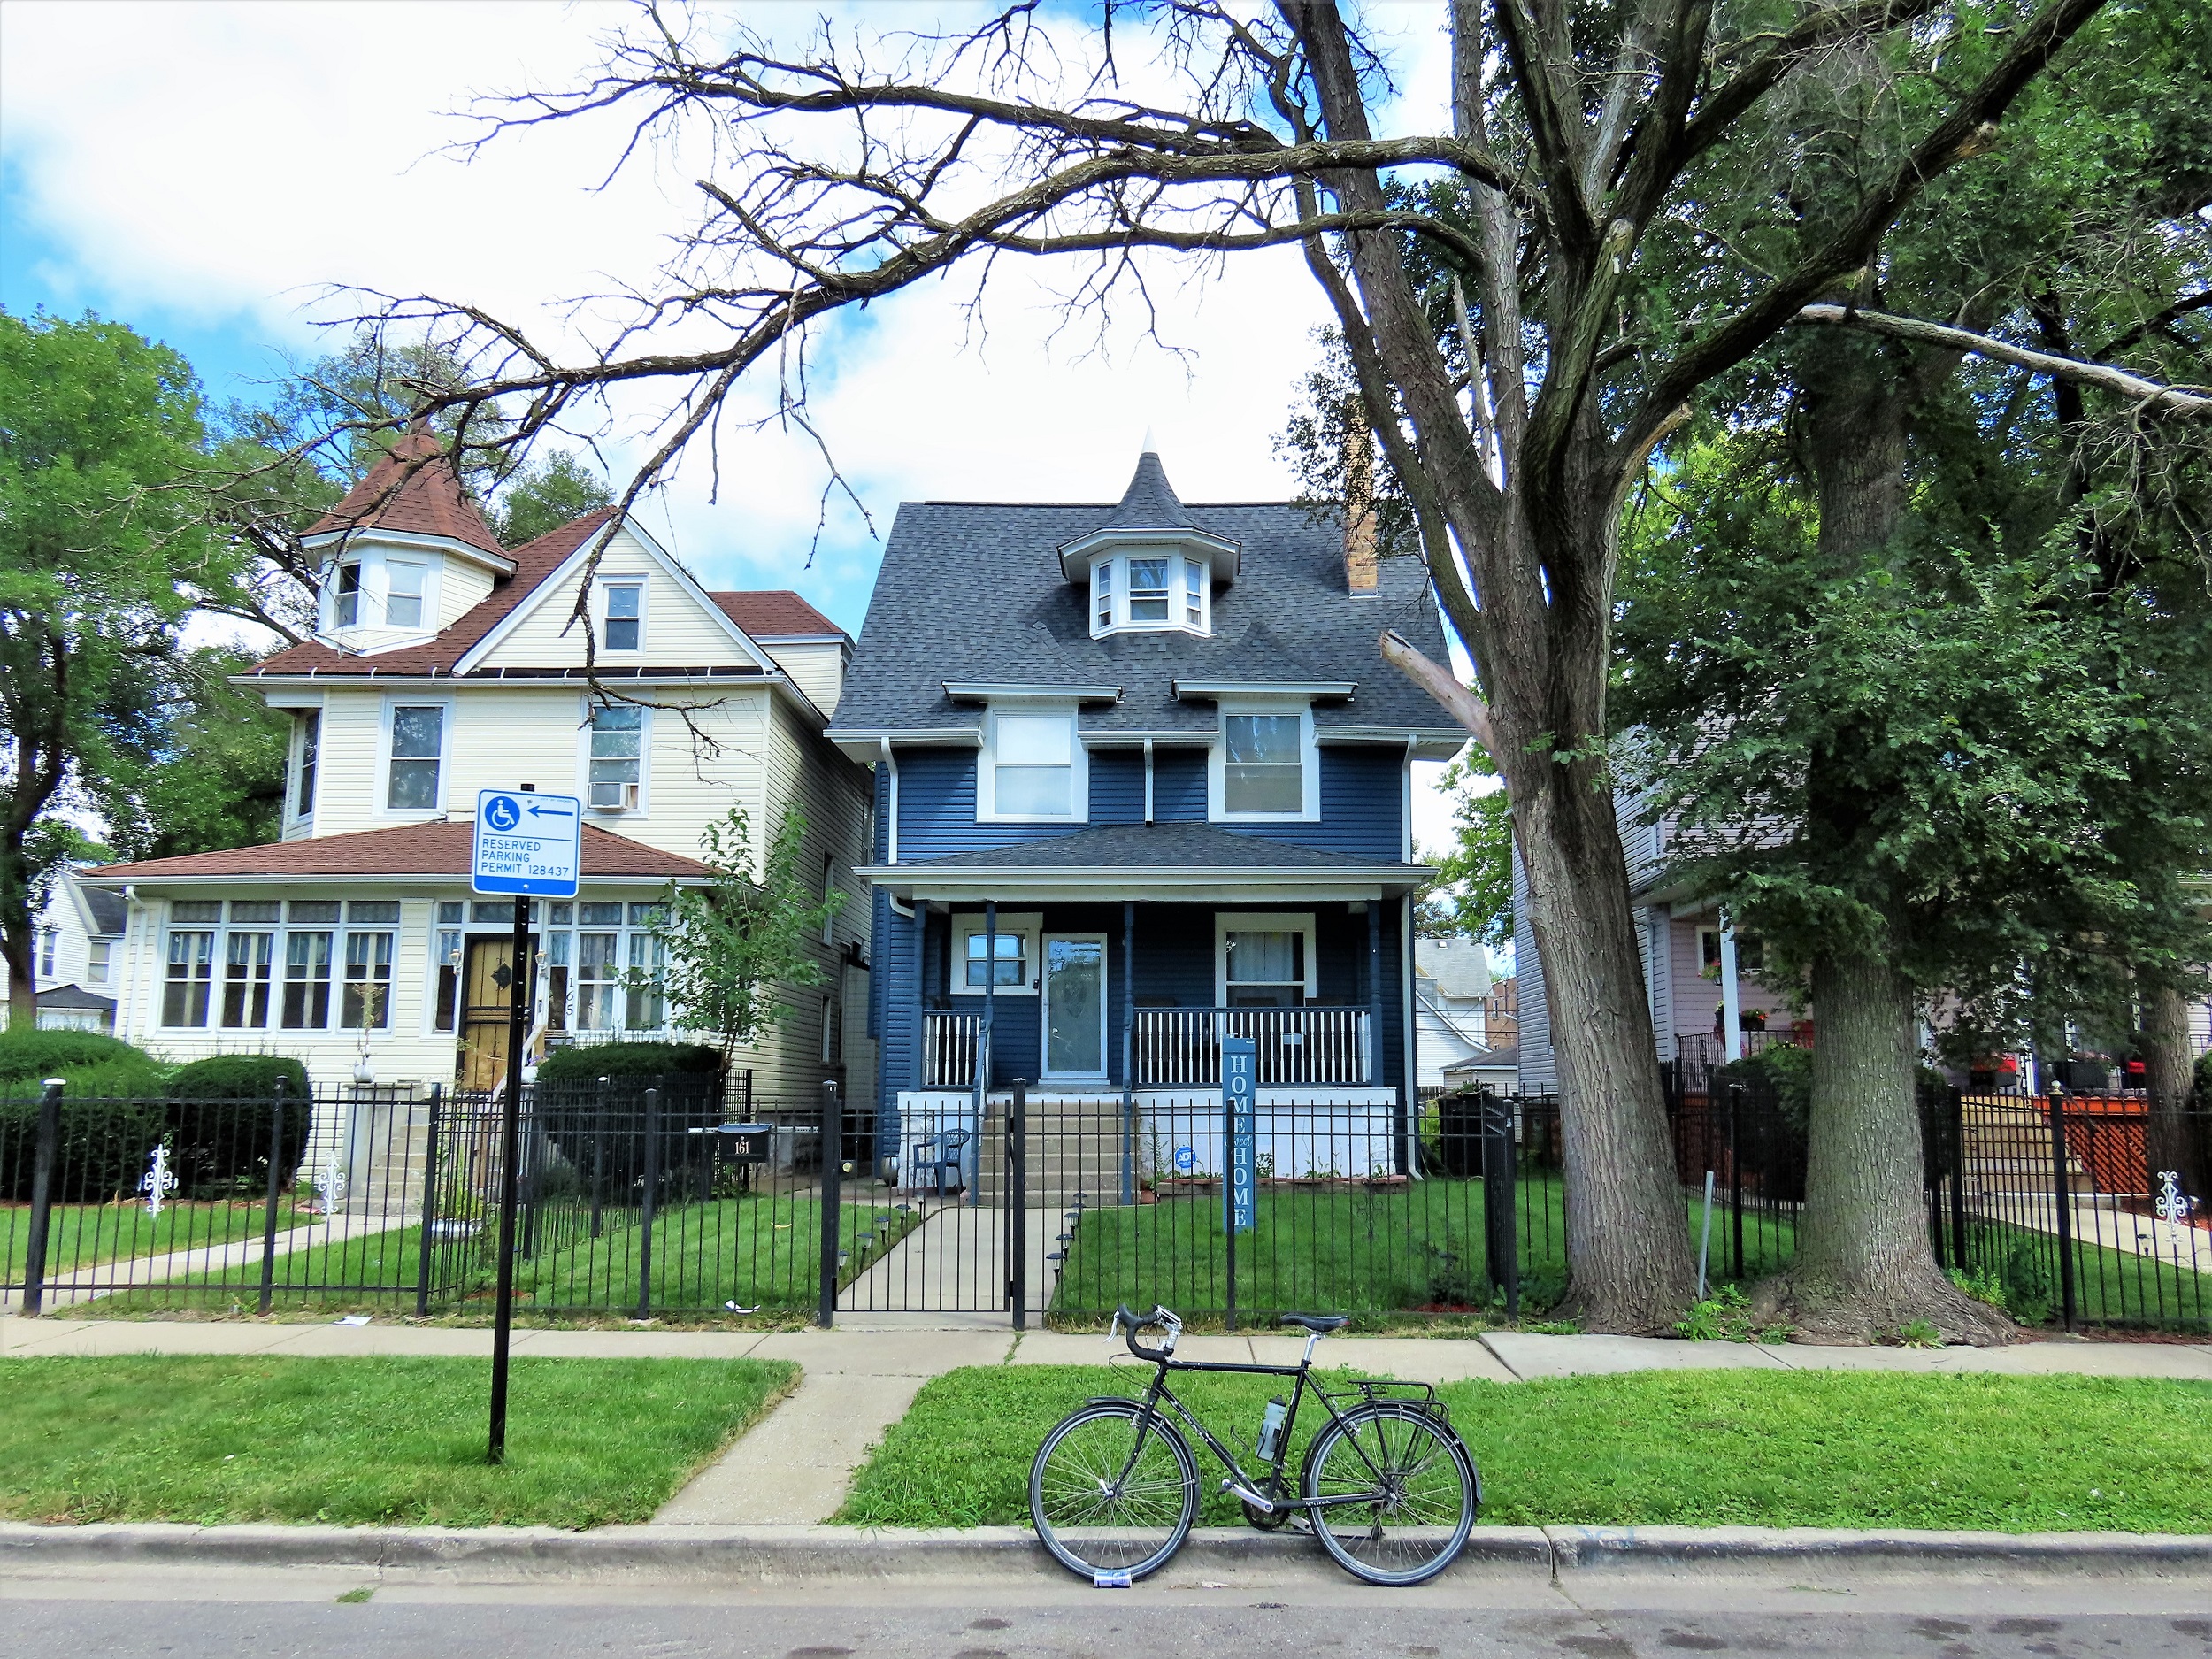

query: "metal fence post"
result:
(636, 1086), (660, 1321)
(1009, 1079), (1026, 1332)
(258, 1079), (288, 1315)
(1948, 1086), (1970, 1271)
(590, 1075), (609, 1240)
(2049, 1092), (2078, 1332)
(21, 1079), (62, 1317)
(1481, 1092), (1519, 1319)
(818, 1079), (842, 1328)
(415, 1084), (442, 1318)
(1727, 1084), (1745, 1282)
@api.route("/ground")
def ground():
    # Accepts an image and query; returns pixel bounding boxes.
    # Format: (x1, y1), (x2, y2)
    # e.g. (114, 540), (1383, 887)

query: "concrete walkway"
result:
(6, 1317), (2208, 1525)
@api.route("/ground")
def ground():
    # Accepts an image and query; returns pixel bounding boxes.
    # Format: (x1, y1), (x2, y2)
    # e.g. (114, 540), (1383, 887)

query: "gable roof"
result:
(831, 454), (1458, 744)
(306, 427), (504, 558)
(711, 591), (846, 641)
(85, 819), (711, 884)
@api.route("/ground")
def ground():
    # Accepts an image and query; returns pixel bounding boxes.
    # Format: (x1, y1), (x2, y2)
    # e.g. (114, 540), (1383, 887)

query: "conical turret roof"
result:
(1098, 446), (1197, 532)
(306, 425), (505, 557)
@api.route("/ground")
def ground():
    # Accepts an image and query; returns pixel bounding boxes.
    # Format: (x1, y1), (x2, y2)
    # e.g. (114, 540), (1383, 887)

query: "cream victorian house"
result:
(87, 432), (876, 1108)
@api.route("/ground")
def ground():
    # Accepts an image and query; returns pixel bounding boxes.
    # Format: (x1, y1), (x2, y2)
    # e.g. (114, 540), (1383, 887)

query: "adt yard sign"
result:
(1223, 1036), (1256, 1233)
(472, 789), (581, 898)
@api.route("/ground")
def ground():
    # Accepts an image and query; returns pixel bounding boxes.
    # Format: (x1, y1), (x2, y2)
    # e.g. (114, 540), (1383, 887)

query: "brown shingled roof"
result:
(89, 819), (710, 882)
(250, 508), (619, 678)
(710, 590), (845, 640)
(306, 427), (505, 557)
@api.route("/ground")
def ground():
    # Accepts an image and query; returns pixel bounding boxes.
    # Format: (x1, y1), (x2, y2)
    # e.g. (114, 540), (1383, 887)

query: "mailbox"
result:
(716, 1123), (774, 1164)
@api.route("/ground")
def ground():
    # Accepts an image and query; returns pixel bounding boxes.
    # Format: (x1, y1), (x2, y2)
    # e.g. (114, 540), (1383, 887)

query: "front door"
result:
(457, 934), (534, 1091)
(1041, 934), (1107, 1080)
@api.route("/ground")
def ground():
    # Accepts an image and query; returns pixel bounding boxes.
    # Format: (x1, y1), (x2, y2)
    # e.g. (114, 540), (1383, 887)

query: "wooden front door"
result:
(457, 934), (534, 1091)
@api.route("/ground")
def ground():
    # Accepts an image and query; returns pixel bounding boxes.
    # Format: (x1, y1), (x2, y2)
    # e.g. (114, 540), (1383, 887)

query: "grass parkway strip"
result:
(0, 1355), (795, 1528)
(836, 1364), (2212, 1534)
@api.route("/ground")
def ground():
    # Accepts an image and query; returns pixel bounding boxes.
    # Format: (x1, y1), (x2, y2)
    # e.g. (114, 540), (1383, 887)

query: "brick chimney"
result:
(1341, 401), (1379, 595)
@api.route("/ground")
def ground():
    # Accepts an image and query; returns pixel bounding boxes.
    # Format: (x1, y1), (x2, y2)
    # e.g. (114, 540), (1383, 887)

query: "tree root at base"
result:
(1749, 1271), (2018, 1347)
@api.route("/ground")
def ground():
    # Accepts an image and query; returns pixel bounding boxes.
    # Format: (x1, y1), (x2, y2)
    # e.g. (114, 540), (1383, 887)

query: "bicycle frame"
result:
(1107, 1340), (1438, 1516)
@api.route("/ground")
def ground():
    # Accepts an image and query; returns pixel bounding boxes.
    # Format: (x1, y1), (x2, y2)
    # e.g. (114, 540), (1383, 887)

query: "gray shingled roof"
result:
(77, 884), (125, 935)
(37, 984), (117, 1013)
(834, 450), (1456, 738)
(908, 822), (1427, 874)
(1094, 449), (1200, 533)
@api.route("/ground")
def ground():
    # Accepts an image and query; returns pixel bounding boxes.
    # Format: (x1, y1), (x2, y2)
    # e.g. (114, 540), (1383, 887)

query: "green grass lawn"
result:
(1049, 1178), (1797, 1325)
(86, 1221), (430, 1316)
(836, 1364), (2212, 1533)
(1, 1202), (317, 1281)
(1964, 1219), (2212, 1334)
(0, 1355), (795, 1527)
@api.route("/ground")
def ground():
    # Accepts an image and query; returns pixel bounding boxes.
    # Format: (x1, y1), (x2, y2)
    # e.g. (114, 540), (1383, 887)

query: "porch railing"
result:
(923, 1010), (983, 1088)
(1135, 1006), (1371, 1087)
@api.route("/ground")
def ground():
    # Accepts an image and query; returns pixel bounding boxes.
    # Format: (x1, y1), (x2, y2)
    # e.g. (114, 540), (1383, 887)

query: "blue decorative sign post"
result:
(473, 787), (580, 1465)
(1222, 1035), (1256, 1332)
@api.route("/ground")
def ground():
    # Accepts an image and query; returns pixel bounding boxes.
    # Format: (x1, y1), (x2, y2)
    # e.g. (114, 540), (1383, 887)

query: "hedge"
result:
(165, 1056), (313, 1194)
(535, 1041), (723, 1084)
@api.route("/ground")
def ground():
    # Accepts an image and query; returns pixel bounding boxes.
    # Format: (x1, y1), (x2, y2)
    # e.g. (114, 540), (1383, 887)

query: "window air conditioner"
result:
(590, 781), (640, 811)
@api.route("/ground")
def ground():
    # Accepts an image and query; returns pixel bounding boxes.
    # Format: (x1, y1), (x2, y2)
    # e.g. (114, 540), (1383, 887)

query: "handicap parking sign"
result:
(472, 788), (582, 898)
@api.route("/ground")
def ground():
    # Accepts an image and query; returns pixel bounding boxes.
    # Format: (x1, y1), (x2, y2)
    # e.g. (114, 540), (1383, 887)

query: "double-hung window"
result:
(221, 932), (274, 1028)
(603, 582), (642, 651)
(626, 931), (666, 1030)
(1185, 559), (1206, 626)
(588, 704), (643, 810)
(293, 711), (319, 821)
(1094, 561), (1113, 629)
(1217, 913), (1316, 1009)
(333, 562), (361, 628)
(342, 902), (398, 1030)
(387, 704), (444, 810)
(36, 926), (57, 978)
(1220, 712), (1306, 816)
(987, 710), (1078, 818)
(164, 929), (215, 1026)
(965, 930), (1027, 989)
(386, 561), (425, 628)
(282, 930), (334, 1029)
(87, 940), (111, 984)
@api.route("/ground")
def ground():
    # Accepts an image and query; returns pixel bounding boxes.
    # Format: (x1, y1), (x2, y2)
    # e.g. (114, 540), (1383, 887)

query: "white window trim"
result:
(382, 557), (434, 632)
(327, 559), (363, 631)
(1086, 549), (1213, 640)
(950, 911), (1041, 996)
(379, 696), (453, 817)
(576, 697), (652, 816)
(287, 708), (322, 828)
(1214, 911), (1318, 1007)
(596, 573), (648, 655)
(1209, 703), (1319, 823)
(977, 704), (1087, 824)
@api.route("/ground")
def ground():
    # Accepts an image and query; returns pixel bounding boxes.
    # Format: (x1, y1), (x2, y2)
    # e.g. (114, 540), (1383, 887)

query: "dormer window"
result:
(603, 581), (643, 651)
(334, 562), (361, 628)
(386, 561), (425, 628)
(1087, 550), (1212, 638)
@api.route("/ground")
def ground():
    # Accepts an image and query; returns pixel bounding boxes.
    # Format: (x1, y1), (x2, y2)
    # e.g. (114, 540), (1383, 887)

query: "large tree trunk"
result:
(1761, 942), (2010, 1341)
(2139, 976), (2202, 1210)
(1510, 749), (1697, 1331)
(1766, 342), (2012, 1343)
(1, 829), (36, 1030)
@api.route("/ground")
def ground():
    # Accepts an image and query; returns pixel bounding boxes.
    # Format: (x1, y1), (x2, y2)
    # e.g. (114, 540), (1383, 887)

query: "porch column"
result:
(1120, 900), (1135, 1206)
(1367, 900), (1384, 1087)
(912, 902), (930, 1092)
(1718, 912), (1744, 1064)
(981, 900), (997, 1098)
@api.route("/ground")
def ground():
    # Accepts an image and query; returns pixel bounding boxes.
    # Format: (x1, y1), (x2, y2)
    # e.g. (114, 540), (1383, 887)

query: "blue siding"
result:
(1230, 748), (1404, 859)
(1089, 750), (1145, 824)
(1151, 749), (1209, 820)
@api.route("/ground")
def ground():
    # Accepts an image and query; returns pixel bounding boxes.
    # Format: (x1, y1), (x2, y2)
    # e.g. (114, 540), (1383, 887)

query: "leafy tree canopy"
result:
(495, 449), (613, 549)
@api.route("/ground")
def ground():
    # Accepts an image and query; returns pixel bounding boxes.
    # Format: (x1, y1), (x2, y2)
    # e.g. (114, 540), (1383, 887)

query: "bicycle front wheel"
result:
(1028, 1400), (1198, 1581)
(1302, 1402), (1477, 1586)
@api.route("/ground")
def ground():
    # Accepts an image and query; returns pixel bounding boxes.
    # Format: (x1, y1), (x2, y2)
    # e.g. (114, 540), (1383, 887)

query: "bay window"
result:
(1086, 549), (1212, 637)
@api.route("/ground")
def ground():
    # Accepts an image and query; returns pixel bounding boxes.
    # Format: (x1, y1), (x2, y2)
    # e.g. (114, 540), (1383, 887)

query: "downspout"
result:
(881, 740), (912, 919)
(1143, 739), (1155, 825)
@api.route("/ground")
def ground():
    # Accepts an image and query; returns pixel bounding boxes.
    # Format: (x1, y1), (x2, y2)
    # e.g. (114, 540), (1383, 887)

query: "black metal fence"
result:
(4, 1071), (2204, 1332)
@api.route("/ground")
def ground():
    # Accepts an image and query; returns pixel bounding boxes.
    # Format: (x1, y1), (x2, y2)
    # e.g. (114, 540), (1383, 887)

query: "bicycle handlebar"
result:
(1112, 1302), (1182, 1363)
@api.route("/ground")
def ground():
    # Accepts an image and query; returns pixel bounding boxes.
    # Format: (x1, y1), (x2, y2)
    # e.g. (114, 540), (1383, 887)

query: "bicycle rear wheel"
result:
(1301, 1402), (1476, 1586)
(1028, 1400), (1198, 1582)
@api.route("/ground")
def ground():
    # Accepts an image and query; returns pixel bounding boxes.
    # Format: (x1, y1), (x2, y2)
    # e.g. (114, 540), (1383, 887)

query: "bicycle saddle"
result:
(1277, 1313), (1350, 1333)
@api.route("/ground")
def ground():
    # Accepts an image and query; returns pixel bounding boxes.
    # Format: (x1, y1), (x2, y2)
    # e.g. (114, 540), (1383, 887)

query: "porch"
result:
(922, 1004), (1377, 1090)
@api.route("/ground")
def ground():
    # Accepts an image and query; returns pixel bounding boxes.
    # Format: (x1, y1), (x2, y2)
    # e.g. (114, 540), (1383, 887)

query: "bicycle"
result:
(1026, 1303), (1479, 1586)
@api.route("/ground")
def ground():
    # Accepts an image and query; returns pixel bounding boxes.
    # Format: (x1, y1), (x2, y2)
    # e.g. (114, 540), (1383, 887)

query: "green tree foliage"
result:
(655, 804), (841, 1066)
(0, 310), (245, 1025)
(1417, 760), (1513, 949)
(99, 647), (290, 864)
(495, 449), (614, 549)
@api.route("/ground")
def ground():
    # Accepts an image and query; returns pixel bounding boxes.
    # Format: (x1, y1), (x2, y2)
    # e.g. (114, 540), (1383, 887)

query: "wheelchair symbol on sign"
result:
(484, 795), (522, 833)
(1173, 1147), (1197, 1173)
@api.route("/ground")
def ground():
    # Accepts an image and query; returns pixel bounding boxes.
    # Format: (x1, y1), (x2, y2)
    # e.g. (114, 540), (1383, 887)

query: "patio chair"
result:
(910, 1128), (970, 1195)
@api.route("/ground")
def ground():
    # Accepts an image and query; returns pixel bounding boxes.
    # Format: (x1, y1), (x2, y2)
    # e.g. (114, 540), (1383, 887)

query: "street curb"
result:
(4, 1523), (2206, 1584)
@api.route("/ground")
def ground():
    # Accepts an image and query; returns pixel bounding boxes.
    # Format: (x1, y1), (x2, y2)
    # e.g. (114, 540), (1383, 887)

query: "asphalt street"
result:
(4, 1564), (2208, 1659)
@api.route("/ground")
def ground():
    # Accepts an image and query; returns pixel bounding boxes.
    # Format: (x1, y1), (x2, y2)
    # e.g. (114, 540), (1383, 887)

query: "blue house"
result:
(828, 444), (1462, 1200)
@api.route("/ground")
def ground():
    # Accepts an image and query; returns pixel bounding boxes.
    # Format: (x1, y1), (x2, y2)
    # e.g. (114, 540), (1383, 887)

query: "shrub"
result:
(2196, 1048), (2212, 1102)
(0, 1091), (168, 1203)
(165, 1056), (312, 1195)
(0, 1029), (165, 1091)
(535, 1041), (723, 1084)
(1711, 1045), (1811, 1202)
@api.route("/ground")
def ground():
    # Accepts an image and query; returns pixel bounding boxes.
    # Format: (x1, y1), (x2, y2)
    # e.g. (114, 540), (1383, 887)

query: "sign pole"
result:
(471, 784), (580, 1468)
(488, 891), (528, 1464)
